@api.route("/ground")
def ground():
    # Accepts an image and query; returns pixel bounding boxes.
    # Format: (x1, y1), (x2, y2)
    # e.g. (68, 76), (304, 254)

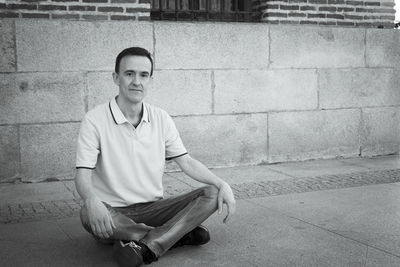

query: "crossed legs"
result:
(80, 185), (219, 257)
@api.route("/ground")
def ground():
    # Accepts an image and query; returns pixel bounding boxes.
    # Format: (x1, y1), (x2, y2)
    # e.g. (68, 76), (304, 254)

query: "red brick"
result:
(0, 12), (19, 18)
(69, 5), (96, 11)
(82, 0), (108, 3)
(355, 22), (373, 27)
(364, 2), (379, 6)
(327, 13), (344, 19)
(97, 6), (124, 12)
(328, 0), (344, 4)
(380, 15), (395, 20)
(300, 20), (318, 24)
(319, 6), (336, 12)
(344, 14), (362, 19)
(139, 0), (151, 3)
(21, 12), (50, 18)
(288, 12), (306, 17)
(111, 0), (136, 2)
(319, 21), (336, 25)
(126, 7), (150, 12)
(355, 7), (369, 12)
(266, 4), (279, 9)
(265, 12), (288, 18)
(308, 13), (326, 18)
(364, 15), (380, 19)
(7, 3), (37, 10)
(110, 14), (136, 20)
(346, 0), (363, 5)
(337, 21), (355, 26)
(337, 7), (353, 12)
(138, 15), (150, 21)
(38, 5), (67, 11)
(280, 5), (299, 10)
(280, 20), (300, 25)
(381, 2), (394, 7)
(82, 14), (108, 19)
(300, 6), (315, 11)
(308, 0), (327, 4)
(52, 13), (80, 19)
(263, 18), (279, 23)
(372, 8), (395, 13)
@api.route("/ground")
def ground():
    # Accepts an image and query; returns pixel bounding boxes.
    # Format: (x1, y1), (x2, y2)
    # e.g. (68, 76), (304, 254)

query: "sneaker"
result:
(113, 240), (144, 267)
(171, 225), (210, 249)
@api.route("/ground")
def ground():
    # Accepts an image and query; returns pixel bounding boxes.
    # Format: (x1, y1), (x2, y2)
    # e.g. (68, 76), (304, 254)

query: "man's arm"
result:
(75, 168), (116, 239)
(173, 154), (236, 223)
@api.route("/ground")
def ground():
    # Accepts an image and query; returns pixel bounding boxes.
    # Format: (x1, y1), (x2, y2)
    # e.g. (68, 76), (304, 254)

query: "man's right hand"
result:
(85, 196), (116, 239)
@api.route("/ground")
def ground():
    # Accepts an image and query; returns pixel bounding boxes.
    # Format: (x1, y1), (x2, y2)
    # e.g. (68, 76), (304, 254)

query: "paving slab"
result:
(167, 165), (293, 188)
(0, 196), (381, 267)
(0, 181), (74, 204)
(202, 200), (367, 266)
(365, 247), (400, 267)
(340, 155), (400, 171)
(266, 158), (373, 178)
(247, 183), (400, 257)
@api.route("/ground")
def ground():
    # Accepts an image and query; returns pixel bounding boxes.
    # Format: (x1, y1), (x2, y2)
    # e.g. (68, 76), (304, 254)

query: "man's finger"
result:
(104, 218), (114, 237)
(223, 203), (231, 223)
(110, 216), (116, 229)
(99, 222), (109, 239)
(217, 191), (223, 214)
(93, 223), (102, 238)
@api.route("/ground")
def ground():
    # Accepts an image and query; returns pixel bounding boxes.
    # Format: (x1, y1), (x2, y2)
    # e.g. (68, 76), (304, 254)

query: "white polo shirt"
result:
(76, 96), (187, 207)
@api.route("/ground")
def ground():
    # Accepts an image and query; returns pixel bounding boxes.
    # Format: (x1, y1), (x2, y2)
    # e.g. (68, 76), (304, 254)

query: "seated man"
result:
(75, 47), (236, 267)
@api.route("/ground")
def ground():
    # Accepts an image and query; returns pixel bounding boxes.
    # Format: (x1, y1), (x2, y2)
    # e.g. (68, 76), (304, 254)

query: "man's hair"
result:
(115, 47), (154, 76)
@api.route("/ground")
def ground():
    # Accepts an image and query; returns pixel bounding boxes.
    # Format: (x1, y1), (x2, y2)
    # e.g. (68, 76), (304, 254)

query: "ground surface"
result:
(1, 155), (399, 266)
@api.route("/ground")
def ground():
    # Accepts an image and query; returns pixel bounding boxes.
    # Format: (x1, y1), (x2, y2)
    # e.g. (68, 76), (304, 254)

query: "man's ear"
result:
(112, 72), (119, 86)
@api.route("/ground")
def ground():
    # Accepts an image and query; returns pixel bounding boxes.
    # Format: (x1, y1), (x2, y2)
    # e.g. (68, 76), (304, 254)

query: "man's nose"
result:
(131, 74), (140, 85)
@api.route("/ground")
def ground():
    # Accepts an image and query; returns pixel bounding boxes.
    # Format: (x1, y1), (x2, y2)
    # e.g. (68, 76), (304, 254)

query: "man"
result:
(75, 47), (236, 267)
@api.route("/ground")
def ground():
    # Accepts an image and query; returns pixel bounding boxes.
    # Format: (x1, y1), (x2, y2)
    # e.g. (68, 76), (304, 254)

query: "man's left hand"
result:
(217, 182), (236, 223)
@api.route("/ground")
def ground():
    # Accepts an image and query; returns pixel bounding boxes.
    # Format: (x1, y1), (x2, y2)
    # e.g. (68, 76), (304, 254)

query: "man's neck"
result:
(116, 96), (143, 126)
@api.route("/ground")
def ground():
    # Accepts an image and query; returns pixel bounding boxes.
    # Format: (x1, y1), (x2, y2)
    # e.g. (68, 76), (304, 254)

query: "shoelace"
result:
(121, 241), (142, 250)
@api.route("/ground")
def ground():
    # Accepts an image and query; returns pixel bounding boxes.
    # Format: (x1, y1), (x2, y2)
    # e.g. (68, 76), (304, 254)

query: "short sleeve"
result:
(76, 116), (100, 168)
(164, 113), (187, 160)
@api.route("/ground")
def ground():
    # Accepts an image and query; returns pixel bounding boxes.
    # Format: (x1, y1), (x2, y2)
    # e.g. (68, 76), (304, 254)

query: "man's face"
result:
(113, 55), (152, 105)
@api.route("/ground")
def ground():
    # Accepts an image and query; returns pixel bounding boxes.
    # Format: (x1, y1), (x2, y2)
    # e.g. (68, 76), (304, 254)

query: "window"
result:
(151, 0), (259, 22)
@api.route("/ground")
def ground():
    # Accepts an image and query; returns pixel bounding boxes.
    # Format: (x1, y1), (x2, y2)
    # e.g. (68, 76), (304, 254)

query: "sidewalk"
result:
(0, 155), (399, 266)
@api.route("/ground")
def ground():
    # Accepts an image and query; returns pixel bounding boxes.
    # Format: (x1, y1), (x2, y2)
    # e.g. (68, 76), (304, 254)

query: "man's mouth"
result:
(128, 88), (142, 92)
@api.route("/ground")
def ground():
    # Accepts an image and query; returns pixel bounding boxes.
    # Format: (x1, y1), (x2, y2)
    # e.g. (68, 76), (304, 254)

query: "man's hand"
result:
(85, 196), (116, 239)
(217, 182), (236, 223)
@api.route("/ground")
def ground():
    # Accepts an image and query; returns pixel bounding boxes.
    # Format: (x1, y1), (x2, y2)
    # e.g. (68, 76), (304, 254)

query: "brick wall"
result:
(255, 0), (396, 28)
(0, 0), (397, 27)
(1, 20), (399, 183)
(0, 0), (151, 21)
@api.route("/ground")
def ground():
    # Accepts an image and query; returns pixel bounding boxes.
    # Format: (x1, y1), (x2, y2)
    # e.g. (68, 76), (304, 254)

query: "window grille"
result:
(151, 0), (260, 22)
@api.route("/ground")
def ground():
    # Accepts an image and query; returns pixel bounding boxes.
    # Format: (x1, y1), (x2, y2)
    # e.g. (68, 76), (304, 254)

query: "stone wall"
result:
(0, 19), (399, 182)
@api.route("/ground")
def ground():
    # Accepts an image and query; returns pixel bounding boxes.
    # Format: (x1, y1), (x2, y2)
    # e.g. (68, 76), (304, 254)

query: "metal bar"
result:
(206, 0), (209, 20)
(159, 0), (163, 19)
(235, 0), (238, 21)
(175, 0), (178, 19)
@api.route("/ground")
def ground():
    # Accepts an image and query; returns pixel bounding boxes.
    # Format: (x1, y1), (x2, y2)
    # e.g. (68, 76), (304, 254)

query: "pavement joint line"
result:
(288, 215), (400, 260)
(1, 168), (399, 224)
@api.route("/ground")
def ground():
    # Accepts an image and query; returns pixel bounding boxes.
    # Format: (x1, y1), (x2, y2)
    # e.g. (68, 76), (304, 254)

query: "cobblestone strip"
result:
(1, 169), (400, 224)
